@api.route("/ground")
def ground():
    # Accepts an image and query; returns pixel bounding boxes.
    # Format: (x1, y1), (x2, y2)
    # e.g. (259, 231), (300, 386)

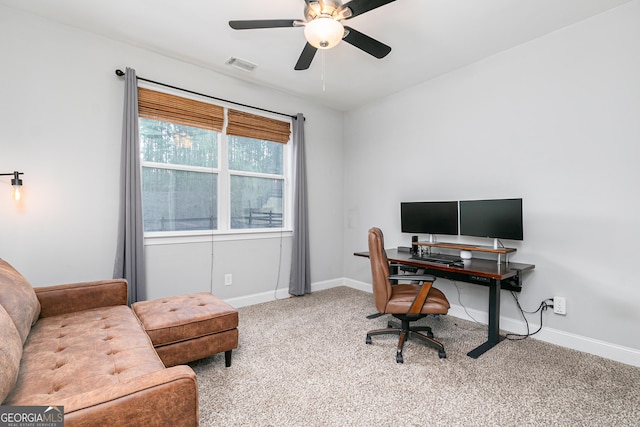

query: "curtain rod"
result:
(115, 69), (301, 121)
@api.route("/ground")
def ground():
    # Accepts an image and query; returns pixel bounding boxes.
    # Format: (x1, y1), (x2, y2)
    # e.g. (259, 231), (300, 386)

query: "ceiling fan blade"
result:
(229, 19), (299, 30)
(342, 26), (391, 59)
(294, 43), (318, 70)
(338, 0), (396, 19)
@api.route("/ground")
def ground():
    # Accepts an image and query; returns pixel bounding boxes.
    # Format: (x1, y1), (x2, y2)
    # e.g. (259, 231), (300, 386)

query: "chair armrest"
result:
(388, 274), (436, 283)
(35, 279), (128, 318)
(408, 281), (433, 315)
(58, 365), (198, 427)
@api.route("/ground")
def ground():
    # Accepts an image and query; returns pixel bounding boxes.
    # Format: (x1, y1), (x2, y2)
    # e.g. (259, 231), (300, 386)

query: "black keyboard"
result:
(410, 256), (454, 265)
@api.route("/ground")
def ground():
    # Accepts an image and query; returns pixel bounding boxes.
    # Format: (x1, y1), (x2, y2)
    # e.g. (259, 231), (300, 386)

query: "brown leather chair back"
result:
(368, 227), (393, 314)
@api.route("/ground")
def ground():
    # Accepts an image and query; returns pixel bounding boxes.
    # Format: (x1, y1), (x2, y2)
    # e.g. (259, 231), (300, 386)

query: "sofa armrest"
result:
(58, 365), (198, 427)
(35, 279), (128, 318)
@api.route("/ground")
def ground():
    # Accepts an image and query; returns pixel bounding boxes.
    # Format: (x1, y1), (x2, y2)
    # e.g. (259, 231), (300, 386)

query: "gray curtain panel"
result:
(113, 67), (145, 304)
(289, 113), (311, 296)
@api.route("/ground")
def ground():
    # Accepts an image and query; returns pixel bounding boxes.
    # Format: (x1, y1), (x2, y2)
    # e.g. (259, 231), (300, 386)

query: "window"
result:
(140, 119), (218, 232)
(228, 136), (284, 229)
(138, 88), (291, 234)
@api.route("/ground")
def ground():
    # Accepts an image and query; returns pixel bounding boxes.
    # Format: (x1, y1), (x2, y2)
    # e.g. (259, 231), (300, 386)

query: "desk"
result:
(354, 249), (535, 358)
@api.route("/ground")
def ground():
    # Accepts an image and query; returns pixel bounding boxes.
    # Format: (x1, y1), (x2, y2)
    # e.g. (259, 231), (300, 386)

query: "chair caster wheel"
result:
(366, 335), (372, 345)
(396, 352), (404, 363)
(427, 331), (434, 339)
(387, 321), (394, 328)
(439, 350), (447, 359)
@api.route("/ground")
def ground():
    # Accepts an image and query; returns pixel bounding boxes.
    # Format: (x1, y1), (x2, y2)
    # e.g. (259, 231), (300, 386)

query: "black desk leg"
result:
(467, 279), (505, 358)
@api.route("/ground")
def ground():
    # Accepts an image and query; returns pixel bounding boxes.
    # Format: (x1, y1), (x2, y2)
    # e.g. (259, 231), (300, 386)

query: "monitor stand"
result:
(492, 238), (501, 250)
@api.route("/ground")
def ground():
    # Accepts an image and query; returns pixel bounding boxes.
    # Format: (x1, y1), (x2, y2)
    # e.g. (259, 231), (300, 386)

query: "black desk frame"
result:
(355, 249), (535, 358)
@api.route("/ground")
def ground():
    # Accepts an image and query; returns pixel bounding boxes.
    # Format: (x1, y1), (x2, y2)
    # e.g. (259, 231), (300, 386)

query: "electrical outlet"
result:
(553, 296), (566, 315)
(224, 274), (233, 286)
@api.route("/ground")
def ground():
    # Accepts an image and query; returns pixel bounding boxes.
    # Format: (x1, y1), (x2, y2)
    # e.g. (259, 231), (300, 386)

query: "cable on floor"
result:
(505, 292), (554, 341)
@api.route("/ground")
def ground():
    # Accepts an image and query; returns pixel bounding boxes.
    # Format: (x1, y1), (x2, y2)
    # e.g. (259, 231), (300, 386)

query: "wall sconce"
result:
(1, 171), (24, 201)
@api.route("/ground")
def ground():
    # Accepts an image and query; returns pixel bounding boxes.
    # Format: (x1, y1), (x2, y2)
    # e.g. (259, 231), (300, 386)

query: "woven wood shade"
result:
(138, 87), (224, 132)
(227, 109), (291, 144)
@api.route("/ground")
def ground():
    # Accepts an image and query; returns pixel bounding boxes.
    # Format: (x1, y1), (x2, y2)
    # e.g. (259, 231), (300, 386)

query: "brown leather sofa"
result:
(0, 259), (198, 426)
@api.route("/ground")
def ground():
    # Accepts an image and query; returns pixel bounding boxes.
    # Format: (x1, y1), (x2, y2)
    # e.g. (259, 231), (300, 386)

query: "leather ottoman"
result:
(132, 292), (238, 367)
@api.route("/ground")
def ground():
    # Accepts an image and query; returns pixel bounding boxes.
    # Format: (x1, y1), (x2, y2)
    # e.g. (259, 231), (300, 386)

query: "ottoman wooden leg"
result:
(225, 350), (232, 367)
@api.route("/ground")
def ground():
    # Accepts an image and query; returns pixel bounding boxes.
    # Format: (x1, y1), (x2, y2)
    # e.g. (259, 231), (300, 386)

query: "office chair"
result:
(365, 227), (449, 362)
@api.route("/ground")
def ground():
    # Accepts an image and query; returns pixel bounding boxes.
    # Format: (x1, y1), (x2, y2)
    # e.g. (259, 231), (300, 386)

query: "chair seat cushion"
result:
(386, 284), (450, 314)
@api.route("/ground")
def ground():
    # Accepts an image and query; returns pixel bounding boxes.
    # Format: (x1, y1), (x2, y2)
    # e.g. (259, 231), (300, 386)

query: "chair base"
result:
(366, 315), (446, 363)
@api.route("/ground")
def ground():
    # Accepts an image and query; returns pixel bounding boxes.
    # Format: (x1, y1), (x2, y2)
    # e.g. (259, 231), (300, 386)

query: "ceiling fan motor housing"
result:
(304, 0), (346, 22)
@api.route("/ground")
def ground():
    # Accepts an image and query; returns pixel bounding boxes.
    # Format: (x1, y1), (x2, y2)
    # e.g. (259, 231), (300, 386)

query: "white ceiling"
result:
(1, 0), (632, 111)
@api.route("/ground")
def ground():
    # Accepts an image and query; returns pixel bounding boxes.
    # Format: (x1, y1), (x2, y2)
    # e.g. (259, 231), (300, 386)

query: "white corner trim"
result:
(223, 277), (640, 367)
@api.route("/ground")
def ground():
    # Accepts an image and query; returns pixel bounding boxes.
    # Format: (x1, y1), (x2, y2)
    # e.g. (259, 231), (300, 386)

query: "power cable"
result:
(274, 228), (286, 300)
(451, 281), (486, 331)
(505, 292), (554, 340)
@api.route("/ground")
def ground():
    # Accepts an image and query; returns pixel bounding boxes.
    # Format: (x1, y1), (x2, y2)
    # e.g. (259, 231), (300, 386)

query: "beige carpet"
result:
(190, 287), (640, 426)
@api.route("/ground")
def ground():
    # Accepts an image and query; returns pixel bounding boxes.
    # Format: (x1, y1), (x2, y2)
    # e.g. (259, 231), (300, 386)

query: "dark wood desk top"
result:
(354, 249), (535, 281)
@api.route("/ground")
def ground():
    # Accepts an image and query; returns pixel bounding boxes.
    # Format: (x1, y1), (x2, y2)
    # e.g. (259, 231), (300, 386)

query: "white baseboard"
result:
(225, 278), (640, 367)
(224, 287), (290, 308)
(223, 278), (345, 308)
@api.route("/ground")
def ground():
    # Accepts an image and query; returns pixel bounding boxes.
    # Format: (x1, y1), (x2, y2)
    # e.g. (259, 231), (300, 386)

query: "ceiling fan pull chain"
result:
(322, 50), (326, 92)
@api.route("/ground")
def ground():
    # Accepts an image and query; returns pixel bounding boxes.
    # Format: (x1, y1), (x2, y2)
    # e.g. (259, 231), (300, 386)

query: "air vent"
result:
(225, 57), (258, 72)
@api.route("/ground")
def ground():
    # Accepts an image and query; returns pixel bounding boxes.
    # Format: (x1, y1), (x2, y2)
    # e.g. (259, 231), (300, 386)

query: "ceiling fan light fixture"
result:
(304, 17), (344, 49)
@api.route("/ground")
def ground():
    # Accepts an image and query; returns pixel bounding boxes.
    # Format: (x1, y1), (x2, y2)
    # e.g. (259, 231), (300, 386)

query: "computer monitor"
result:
(459, 198), (523, 247)
(400, 201), (459, 238)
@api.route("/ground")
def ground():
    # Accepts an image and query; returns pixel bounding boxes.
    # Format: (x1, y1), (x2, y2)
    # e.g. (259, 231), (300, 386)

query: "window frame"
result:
(138, 84), (293, 241)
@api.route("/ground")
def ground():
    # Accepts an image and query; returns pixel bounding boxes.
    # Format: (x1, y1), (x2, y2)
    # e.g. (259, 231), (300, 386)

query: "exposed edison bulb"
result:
(304, 17), (344, 49)
(9, 172), (23, 201)
(12, 185), (22, 201)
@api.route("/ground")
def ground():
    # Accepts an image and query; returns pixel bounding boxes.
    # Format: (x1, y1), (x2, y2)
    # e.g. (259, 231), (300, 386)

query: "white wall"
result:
(344, 1), (640, 352)
(0, 6), (344, 300)
(2, 1), (639, 364)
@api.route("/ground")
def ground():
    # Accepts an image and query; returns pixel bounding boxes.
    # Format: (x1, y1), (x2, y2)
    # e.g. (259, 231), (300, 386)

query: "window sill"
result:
(144, 229), (293, 246)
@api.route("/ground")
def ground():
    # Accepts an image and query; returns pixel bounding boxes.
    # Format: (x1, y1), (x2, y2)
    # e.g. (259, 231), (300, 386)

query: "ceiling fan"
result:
(229, 0), (395, 70)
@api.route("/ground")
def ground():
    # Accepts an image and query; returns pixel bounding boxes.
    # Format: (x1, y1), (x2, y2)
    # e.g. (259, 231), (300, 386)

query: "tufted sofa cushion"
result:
(0, 304), (23, 403)
(0, 259), (41, 344)
(3, 305), (164, 406)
